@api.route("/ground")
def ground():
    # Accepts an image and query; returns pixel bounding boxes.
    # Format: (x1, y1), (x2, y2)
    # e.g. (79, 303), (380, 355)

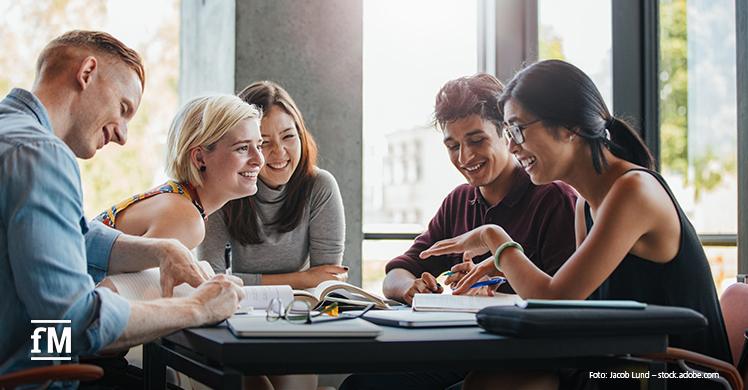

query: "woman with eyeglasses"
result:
(421, 60), (730, 389)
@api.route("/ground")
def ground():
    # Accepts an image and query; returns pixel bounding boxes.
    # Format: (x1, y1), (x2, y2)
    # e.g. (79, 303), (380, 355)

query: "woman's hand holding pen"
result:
(451, 259), (501, 295)
(442, 260), (494, 296)
(439, 261), (501, 297)
(420, 225), (512, 296)
(443, 260), (475, 288)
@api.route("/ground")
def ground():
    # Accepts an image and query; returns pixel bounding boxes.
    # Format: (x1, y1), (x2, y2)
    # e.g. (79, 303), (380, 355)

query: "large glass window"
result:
(362, 0), (479, 294)
(659, 0), (738, 292)
(0, 0), (179, 219)
(537, 0), (613, 108)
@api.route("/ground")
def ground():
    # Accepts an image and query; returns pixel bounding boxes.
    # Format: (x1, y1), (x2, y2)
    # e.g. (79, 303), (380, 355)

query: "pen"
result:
(224, 242), (232, 275)
(469, 277), (506, 289)
(441, 271), (456, 277)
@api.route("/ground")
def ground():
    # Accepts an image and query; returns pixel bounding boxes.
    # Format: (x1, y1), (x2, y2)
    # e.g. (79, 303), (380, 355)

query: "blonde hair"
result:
(165, 95), (262, 186)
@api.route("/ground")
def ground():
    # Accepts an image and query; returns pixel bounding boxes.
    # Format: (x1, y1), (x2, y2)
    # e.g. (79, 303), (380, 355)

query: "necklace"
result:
(183, 181), (207, 220)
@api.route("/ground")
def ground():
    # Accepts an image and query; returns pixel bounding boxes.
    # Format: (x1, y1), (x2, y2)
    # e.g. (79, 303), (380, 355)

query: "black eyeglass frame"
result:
(266, 298), (375, 325)
(502, 119), (542, 145)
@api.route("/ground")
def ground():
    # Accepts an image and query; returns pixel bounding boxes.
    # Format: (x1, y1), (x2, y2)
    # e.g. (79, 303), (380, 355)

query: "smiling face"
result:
(259, 105), (302, 188)
(442, 114), (512, 188)
(200, 118), (264, 199)
(67, 60), (142, 159)
(503, 98), (576, 184)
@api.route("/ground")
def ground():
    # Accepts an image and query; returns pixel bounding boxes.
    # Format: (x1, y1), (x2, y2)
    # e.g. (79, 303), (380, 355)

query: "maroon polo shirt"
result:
(386, 168), (577, 292)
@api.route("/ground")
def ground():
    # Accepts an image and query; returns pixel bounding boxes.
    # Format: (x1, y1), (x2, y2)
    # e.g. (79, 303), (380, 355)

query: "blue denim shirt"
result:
(0, 88), (131, 381)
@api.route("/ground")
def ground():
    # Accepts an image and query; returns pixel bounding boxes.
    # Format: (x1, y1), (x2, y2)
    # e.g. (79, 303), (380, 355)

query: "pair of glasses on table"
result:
(265, 298), (375, 324)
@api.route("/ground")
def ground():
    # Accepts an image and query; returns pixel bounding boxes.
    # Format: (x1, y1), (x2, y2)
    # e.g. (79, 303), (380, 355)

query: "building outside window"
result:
(362, 0), (479, 294)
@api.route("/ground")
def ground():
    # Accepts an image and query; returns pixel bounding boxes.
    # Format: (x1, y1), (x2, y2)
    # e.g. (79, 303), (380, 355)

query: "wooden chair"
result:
(721, 282), (748, 388)
(0, 364), (103, 390)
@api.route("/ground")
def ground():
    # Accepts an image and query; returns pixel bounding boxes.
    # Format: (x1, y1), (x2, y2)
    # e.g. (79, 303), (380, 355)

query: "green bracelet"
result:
(493, 241), (524, 272)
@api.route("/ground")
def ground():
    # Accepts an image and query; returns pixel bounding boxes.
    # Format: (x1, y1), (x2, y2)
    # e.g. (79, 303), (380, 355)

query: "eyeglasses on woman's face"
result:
(265, 298), (374, 324)
(502, 119), (542, 145)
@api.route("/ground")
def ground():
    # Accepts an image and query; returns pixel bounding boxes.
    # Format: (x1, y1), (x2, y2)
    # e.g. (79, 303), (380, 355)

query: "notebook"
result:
(362, 309), (477, 328)
(227, 316), (382, 338)
(412, 293), (522, 313)
(105, 261), (297, 310)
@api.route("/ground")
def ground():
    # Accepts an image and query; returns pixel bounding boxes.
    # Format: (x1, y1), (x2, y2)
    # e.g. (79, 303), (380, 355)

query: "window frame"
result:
(737, 0), (748, 275)
(363, 0), (748, 279)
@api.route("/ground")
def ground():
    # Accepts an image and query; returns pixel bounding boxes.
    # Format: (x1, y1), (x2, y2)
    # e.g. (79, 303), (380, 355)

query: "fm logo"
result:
(30, 320), (71, 361)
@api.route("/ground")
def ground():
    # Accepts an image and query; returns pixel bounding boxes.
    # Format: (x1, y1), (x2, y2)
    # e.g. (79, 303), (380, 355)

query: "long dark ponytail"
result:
(498, 60), (654, 173)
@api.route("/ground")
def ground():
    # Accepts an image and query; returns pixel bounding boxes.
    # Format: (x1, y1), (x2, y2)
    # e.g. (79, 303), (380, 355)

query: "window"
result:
(659, 0), (738, 292)
(0, 0), (179, 219)
(537, 0), (613, 109)
(362, 0), (480, 294)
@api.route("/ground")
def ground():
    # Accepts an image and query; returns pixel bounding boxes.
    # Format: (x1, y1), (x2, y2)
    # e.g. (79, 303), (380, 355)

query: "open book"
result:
(105, 261), (294, 311)
(292, 280), (391, 310)
(412, 292), (522, 313)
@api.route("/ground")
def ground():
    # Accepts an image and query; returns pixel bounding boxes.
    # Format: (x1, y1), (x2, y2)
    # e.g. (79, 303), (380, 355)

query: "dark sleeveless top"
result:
(584, 168), (731, 363)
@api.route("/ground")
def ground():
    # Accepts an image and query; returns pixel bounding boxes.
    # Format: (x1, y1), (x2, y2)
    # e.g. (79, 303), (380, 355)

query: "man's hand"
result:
(189, 274), (246, 324)
(401, 272), (443, 305)
(108, 234), (209, 296)
(297, 264), (349, 289)
(157, 239), (209, 297)
(104, 273), (245, 351)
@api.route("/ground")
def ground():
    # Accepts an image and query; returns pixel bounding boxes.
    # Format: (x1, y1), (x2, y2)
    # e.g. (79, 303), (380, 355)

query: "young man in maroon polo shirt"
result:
(340, 74), (578, 390)
(340, 73), (577, 390)
(382, 73), (577, 304)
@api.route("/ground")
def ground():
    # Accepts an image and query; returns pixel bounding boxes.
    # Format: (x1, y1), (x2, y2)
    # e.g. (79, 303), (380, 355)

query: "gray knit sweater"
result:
(197, 168), (345, 285)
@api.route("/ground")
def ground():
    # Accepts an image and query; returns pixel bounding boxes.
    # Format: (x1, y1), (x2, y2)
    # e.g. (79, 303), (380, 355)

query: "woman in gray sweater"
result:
(198, 81), (346, 390)
(198, 81), (347, 288)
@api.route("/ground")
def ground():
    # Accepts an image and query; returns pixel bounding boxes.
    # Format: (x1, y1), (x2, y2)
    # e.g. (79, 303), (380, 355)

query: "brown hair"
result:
(36, 30), (145, 88)
(224, 81), (319, 244)
(433, 73), (504, 132)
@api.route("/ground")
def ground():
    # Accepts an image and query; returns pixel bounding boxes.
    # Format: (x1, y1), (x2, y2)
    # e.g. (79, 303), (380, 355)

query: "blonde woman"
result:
(96, 95), (264, 250)
(97, 95), (274, 390)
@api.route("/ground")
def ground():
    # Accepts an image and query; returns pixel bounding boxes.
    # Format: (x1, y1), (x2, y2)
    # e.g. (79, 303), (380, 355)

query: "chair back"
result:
(740, 330), (748, 390)
(720, 282), (748, 386)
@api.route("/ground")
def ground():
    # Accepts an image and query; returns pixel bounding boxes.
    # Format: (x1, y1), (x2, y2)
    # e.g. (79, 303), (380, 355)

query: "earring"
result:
(569, 135), (575, 143)
(200, 165), (206, 172)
